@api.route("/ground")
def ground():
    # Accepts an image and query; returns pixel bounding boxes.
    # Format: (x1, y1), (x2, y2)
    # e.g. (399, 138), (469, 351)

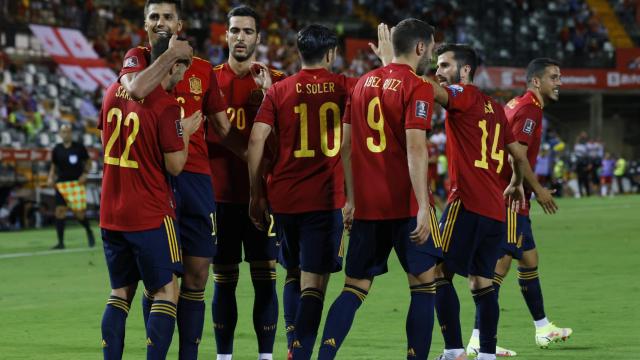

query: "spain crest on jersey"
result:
(189, 76), (202, 95)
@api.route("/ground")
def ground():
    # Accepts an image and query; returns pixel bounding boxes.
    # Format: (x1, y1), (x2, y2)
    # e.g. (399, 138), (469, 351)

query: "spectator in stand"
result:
(574, 132), (591, 197)
(600, 152), (616, 196)
(535, 144), (553, 188)
(47, 124), (95, 249)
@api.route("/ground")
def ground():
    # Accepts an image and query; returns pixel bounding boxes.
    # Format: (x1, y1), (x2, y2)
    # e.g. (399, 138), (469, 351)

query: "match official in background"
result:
(47, 124), (95, 249)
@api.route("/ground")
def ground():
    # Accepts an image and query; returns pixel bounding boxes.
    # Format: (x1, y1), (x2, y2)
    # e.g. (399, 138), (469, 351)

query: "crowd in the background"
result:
(427, 125), (640, 212)
(1, 0), (640, 229)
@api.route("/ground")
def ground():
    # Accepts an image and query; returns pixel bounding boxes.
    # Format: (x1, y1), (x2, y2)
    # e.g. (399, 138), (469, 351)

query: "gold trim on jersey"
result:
(213, 64), (225, 71)
(164, 216), (180, 263)
(441, 199), (462, 252)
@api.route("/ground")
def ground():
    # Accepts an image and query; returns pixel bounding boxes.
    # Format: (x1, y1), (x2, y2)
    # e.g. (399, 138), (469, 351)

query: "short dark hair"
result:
(526, 57), (561, 83)
(296, 24), (338, 64)
(436, 43), (478, 81)
(391, 18), (435, 57)
(227, 5), (261, 33)
(144, 0), (183, 19)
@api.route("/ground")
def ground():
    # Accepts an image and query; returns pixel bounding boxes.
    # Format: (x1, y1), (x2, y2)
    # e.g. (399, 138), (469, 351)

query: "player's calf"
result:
(101, 285), (136, 360)
(147, 276), (179, 359)
(318, 277), (371, 360)
(249, 262), (278, 359)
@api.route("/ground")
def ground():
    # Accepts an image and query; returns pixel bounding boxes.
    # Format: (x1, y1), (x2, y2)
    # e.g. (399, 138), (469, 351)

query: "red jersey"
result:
(254, 68), (357, 213)
(502, 90), (543, 216)
(208, 63), (285, 203)
(119, 47), (227, 175)
(98, 83), (184, 231)
(346, 63), (435, 220)
(444, 84), (516, 222)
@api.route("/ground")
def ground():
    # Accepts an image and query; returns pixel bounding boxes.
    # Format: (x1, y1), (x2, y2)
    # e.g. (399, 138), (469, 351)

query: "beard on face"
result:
(415, 53), (432, 76)
(231, 42), (256, 62)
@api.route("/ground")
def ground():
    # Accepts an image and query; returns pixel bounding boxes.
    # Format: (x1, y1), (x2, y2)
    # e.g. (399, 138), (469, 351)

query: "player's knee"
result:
(183, 257), (211, 289)
(468, 275), (493, 290)
(286, 267), (301, 280)
(434, 263), (453, 280)
(111, 283), (137, 302)
(408, 266), (436, 286)
(154, 275), (180, 303)
(519, 249), (539, 268)
(495, 255), (512, 275)
(249, 260), (276, 270)
(300, 271), (329, 292)
(213, 263), (239, 273)
(344, 276), (372, 292)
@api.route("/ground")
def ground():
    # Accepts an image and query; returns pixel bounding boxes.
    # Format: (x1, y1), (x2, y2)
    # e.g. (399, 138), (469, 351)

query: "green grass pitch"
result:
(1, 195), (639, 359)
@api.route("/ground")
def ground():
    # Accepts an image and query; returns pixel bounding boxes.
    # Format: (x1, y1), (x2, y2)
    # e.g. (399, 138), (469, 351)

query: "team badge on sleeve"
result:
(523, 118), (536, 135)
(175, 120), (184, 137)
(123, 56), (138, 68)
(415, 100), (429, 119)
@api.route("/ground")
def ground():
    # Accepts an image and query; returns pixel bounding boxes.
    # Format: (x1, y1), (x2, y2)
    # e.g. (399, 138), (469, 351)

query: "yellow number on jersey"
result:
(227, 107), (246, 130)
(103, 107), (140, 169)
(366, 97), (386, 153)
(293, 102), (341, 158)
(267, 214), (276, 237)
(474, 119), (504, 173)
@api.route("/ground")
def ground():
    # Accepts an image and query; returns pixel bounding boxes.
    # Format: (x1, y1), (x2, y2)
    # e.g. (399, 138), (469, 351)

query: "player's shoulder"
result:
(188, 56), (214, 74)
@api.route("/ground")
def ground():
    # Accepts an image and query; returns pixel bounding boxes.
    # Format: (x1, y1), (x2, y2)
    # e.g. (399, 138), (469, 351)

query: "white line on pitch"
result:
(0, 247), (98, 260)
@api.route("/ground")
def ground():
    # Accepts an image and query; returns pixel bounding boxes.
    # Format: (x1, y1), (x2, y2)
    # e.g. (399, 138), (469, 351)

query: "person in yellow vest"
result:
(614, 155), (627, 195)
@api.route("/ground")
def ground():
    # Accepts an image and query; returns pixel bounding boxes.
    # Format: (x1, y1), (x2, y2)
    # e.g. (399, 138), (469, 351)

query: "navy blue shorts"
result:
(212, 203), (278, 264)
(102, 216), (183, 291)
(172, 171), (217, 258)
(439, 199), (504, 278)
(345, 207), (443, 279)
(500, 210), (536, 260)
(275, 210), (343, 274)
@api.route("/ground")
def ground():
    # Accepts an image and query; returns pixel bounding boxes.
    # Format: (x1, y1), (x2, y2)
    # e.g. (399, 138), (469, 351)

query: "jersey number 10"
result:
(293, 102), (341, 158)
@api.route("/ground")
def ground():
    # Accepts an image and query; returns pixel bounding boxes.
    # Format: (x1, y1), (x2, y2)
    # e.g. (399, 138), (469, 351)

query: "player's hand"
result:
(47, 177), (54, 188)
(250, 62), (272, 91)
(535, 188), (558, 214)
(169, 34), (193, 63)
(342, 201), (355, 232)
(249, 195), (269, 231)
(78, 174), (88, 185)
(369, 23), (393, 66)
(181, 110), (203, 136)
(410, 206), (431, 245)
(504, 183), (526, 211)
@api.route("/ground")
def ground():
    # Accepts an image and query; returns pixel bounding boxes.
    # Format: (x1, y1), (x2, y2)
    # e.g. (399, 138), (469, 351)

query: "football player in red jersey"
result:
(248, 25), (361, 360)
(117, 1), (244, 358)
(465, 58), (569, 356)
(207, 6), (285, 360)
(99, 38), (201, 360)
(421, 43), (536, 360)
(317, 18), (443, 360)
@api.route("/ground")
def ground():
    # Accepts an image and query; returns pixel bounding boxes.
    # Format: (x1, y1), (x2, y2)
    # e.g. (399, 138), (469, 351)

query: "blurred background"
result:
(0, 0), (639, 231)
